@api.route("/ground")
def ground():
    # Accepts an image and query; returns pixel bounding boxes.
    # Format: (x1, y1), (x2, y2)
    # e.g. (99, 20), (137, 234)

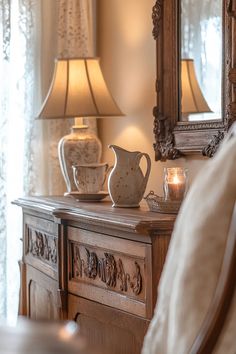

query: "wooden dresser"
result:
(13, 196), (175, 354)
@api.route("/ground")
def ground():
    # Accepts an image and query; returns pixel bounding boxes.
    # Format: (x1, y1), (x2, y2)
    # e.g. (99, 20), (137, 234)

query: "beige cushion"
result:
(142, 128), (236, 354)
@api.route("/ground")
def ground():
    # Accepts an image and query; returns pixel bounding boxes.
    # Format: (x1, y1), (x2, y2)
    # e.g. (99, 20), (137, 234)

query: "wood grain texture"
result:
(150, 233), (171, 308)
(26, 265), (60, 320)
(68, 294), (150, 354)
(18, 260), (27, 316)
(14, 196), (175, 236)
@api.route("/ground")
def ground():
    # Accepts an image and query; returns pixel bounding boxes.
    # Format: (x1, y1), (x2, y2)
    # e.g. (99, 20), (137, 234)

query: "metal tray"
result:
(144, 191), (181, 214)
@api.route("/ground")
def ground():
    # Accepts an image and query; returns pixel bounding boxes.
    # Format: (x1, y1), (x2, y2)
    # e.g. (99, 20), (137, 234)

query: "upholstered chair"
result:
(142, 124), (236, 354)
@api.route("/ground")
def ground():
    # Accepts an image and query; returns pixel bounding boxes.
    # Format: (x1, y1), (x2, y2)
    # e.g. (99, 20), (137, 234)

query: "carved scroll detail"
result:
(229, 68), (236, 84)
(28, 229), (57, 265)
(153, 107), (181, 161)
(202, 131), (225, 158)
(84, 248), (98, 279)
(130, 262), (142, 295)
(99, 253), (117, 287)
(73, 245), (83, 278)
(152, 0), (163, 39)
(117, 259), (130, 292)
(71, 244), (142, 295)
(227, 0), (236, 18)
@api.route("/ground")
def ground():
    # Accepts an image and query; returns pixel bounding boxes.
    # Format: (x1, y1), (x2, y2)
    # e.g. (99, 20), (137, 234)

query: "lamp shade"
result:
(37, 57), (124, 119)
(181, 59), (212, 114)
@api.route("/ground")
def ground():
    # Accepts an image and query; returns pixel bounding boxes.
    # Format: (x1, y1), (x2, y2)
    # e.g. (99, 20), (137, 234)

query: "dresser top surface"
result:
(13, 195), (176, 234)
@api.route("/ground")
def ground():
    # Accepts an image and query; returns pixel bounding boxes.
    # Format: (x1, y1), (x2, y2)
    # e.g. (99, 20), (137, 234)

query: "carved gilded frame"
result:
(152, 0), (236, 160)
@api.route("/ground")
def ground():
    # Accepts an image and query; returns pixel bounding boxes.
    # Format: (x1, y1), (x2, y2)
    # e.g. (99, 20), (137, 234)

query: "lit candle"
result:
(164, 167), (187, 201)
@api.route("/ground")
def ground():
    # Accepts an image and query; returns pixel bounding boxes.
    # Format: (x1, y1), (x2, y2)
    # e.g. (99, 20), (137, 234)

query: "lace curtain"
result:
(36, 0), (96, 195)
(0, 0), (41, 323)
(181, 0), (222, 120)
(0, 0), (95, 323)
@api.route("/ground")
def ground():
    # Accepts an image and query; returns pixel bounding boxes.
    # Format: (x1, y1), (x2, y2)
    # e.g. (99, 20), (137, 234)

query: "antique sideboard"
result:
(13, 196), (176, 354)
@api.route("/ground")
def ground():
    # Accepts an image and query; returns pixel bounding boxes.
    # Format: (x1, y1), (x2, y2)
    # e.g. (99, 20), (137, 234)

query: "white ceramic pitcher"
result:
(108, 145), (151, 207)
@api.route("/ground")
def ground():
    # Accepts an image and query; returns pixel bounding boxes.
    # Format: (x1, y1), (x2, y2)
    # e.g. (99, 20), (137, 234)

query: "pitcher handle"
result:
(72, 165), (80, 191)
(102, 164), (113, 187)
(138, 153), (151, 187)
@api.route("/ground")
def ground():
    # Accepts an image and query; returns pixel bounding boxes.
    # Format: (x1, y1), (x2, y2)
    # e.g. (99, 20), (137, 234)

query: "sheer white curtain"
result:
(0, 0), (96, 323)
(0, 0), (41, 324)
(181, 0), (222, 120)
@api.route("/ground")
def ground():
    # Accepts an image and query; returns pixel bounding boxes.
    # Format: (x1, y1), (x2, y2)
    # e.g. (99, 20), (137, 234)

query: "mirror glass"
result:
(180, 0), (222, 122)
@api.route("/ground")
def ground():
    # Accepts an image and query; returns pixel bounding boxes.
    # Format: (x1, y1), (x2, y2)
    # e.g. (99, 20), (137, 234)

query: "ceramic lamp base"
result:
(58, 126), (102, 192)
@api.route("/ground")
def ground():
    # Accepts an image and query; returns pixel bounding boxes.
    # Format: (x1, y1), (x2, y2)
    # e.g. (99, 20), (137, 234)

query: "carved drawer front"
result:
(24, 214), (58, 280)
(67, 226), (152, 319)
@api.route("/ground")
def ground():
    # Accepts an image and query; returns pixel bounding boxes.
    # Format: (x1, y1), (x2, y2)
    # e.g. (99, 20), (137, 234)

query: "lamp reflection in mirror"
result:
(37, 57), (123, 193)
(181, 59), (212, 121)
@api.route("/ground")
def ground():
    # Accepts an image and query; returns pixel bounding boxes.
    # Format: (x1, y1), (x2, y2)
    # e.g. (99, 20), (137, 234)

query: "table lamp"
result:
(181, 59), (212, 121)
(37, 57), (123, 192)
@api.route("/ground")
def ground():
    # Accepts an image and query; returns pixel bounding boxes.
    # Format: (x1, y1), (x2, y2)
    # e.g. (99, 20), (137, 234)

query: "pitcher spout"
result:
(108, 144), (130, 153)
(108, 145), (140, 158)
(108, 144), (136, 164)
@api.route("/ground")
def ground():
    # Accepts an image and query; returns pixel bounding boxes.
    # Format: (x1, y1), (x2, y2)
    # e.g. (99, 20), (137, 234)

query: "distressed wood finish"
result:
(152, 0), (236, 159)
(13, 196), (175, 353)
(68, 294), (150, 354)
(18, 260), (26, 316)
(26, 265), (60, 320)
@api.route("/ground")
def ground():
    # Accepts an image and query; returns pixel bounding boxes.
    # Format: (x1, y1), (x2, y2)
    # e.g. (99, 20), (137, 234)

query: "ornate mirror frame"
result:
(152, 0), (236, 160)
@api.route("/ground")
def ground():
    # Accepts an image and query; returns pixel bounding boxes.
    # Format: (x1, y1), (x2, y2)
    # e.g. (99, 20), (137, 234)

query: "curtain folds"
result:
(57, 0), (95, 58)
(0, 0), (40, 323)
(0, 0), (10, 319)
(35, 0), (96, 195)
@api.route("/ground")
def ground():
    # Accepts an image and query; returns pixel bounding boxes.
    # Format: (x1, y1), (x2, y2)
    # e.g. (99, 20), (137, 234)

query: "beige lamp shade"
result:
(37, 57), (124, 119)
(181, 59), (212, 114)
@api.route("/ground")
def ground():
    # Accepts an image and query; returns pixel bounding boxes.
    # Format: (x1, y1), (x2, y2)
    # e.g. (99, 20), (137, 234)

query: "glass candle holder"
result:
(163, 167), (188, 201)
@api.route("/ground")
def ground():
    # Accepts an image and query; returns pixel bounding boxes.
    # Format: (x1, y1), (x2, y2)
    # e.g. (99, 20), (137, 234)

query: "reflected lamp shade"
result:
(37, 58), (123, 193)
(181, 59), (211, 116)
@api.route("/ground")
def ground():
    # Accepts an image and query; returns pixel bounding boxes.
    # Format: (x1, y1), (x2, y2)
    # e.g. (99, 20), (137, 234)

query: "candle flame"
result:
(172, 175), (180, 184)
